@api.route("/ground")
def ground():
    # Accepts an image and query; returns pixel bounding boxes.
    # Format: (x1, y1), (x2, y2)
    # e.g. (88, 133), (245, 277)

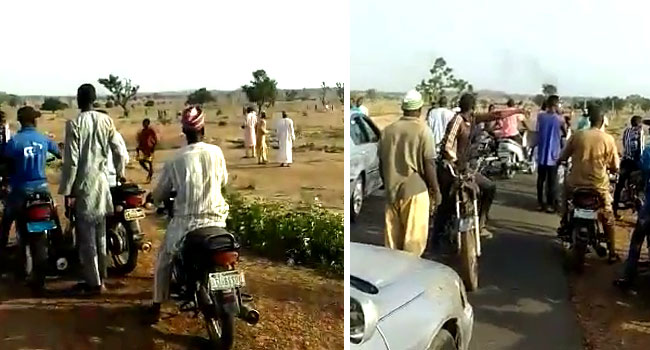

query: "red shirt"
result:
(137, 127), (158, 155)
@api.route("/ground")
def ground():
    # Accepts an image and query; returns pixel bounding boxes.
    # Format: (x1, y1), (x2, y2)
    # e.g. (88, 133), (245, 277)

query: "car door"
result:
(356, 116), (382, 195)
(350, 115), (370, 184)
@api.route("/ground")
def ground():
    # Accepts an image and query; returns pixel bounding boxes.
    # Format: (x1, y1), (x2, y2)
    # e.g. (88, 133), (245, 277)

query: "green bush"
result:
(225, 191), (343, 275)
(145, 100), (155, 107)
(105, 101), (114, 108)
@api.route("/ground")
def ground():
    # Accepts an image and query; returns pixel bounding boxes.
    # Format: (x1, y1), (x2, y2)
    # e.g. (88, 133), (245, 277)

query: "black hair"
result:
(261, 112), (267, 119)
(459, 93), (475, 113)
(143, 118), (151, 126)
(77, 84), (97, 106)
(17, 106), (40, 126)
(282, 111), (288, 118)
(183, 127), (205, 144)
(507, 98), (515, 107)
(547, 95), (560, 108)
(541, 101), (547, 111)
(631, 115), (642, 127)
(588, 104), (604, 128)
(488, 104), (495, 111)
(246, 107), (254, 113)
(438, 95), (448, 107)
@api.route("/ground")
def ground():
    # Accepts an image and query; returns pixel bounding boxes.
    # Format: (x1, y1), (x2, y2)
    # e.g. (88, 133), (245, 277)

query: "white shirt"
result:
(107, 131), (129, 187)
(426, 107), (456, 147)
(358, 105), (369, 116)
(153, 142), (229, 227)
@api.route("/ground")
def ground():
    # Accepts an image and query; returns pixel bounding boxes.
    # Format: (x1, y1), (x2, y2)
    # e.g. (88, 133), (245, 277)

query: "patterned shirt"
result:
(59, 111), (125, 218)
(153, 142), (229, 229)
(622, 125), (644, 161)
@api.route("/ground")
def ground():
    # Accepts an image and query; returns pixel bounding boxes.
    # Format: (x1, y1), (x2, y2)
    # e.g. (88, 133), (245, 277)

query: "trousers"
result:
(76, 215), (107, 287)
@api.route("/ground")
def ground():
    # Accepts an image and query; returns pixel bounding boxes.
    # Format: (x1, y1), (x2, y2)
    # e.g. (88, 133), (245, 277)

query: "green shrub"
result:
(145, 100), (155, 107)
(225, 191), (343, 275)
(105, 101), (114, 108)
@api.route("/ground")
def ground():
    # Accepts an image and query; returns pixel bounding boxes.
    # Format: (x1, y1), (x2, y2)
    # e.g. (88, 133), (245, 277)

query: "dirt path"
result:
(0, 216), (343, 350)
(569, 214), (650, 350)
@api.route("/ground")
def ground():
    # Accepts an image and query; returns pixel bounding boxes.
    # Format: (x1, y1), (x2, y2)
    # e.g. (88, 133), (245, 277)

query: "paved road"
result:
(351, 174), (584, 350)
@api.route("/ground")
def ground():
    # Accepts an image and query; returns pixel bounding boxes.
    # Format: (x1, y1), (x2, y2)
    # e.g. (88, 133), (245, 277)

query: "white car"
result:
(350, 243), (474, 350)
(350, 112), (383, 221)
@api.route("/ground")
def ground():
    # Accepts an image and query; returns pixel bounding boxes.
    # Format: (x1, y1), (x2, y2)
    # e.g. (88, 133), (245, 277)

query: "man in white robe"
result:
(277, 111), (295, 167)
(243, 107), (257, 158)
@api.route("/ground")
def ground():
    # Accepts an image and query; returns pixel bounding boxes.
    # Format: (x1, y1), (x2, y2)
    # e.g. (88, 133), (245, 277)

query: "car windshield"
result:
(350, 275), (379, 294)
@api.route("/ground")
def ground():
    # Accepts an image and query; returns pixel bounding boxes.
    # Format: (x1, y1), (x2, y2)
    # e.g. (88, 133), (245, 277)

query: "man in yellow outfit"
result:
(256, 112), (269, 164)
(378, 90), (441, 256)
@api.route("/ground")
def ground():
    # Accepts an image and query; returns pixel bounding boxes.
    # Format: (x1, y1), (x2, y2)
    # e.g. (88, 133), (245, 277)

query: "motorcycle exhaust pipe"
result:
(239, 304), (260, 325)
(140, 241), (152, 253)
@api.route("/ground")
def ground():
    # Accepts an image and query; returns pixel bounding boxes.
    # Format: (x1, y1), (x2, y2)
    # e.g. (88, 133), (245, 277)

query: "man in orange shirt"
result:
(136, 118), (158, 183)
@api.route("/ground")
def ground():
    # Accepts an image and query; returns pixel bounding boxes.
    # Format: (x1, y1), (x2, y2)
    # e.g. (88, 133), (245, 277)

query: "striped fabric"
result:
(152, 142), (229, 253)
(622, 126), (644, 161)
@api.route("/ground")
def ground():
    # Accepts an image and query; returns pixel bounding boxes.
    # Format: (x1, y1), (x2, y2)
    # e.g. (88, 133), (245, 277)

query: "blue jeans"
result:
(623, 197), (650, 281)
(0, 184), (49, 250)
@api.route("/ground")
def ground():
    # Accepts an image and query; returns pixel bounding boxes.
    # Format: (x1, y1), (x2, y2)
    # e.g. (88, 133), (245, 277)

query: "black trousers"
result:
(434, 165), (496, 235)
(537, 165), (558, 208)
(613, 158), (639, 214)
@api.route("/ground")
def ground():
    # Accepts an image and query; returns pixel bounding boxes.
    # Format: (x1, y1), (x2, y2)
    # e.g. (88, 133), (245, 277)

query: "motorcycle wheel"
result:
(204, 311), (235, 350)
(459, 229), (479, 291)
(26, 234), (48, 291)
(109, 221), (139, 275)
(570, 230), (587, 273)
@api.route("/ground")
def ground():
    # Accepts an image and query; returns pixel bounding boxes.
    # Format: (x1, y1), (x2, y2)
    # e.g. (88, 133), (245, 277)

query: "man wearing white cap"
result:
(146, 106), (230, 323)
(378, 90), (441, 257)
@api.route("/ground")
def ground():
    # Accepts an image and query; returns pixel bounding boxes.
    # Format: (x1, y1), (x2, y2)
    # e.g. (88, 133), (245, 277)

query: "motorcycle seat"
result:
(183, 227), (240, 254)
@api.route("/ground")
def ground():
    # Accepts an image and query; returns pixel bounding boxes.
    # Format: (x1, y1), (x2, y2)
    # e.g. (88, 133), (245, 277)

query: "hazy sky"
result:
(0, 0), (345, 96)
(352, 0), (650, 97)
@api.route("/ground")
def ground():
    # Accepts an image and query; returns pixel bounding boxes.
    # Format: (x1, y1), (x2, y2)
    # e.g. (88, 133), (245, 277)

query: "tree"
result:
(366, 89), (378, 100)
(8, 95), (19, 107)
(285, 90), (298, 101)
(98, 74), (139, 117)
(320, 82), (330, 107)
(416, 57), (473, 105)
(335, 82), (344, 105)
(41, 97), (68, 111)
(542, 84), (557, 96)
(145, 100), (155, 107)
(241, 70), (278, 113)
(533, 94), (546, 107)
(186, 88), (215, 105)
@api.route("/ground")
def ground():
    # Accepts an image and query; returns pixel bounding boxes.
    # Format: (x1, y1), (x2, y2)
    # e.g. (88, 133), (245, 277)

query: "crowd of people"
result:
(377, 89), (650, 290)
(242, 107), (296, 167)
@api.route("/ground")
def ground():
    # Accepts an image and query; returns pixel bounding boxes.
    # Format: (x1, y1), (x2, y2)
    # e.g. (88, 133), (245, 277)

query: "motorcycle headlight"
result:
(350, 298), (365, 344)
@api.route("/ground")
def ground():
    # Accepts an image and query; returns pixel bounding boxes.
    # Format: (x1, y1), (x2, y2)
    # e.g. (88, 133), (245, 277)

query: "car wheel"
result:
(428, 329), (457, 350)
(351, 176), (364, 222)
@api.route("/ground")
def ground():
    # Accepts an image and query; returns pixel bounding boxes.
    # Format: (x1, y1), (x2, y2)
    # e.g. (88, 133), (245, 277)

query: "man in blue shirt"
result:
(0, 106), (61, 251)
(536, 95), (567, 212)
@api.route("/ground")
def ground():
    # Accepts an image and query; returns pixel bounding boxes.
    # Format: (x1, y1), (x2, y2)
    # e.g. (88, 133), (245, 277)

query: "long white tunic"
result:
(152, 142), (229, 254)
(107, 131), (130, 187)
(277, 118), (295, 164)
(243, 112), (257, 148)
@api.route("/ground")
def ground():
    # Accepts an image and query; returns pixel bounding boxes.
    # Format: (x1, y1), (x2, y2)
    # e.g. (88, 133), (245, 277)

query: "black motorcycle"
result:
(564, 188), (609, 271)
(152, 193), (259, 349)
(107, 182), (151, 274)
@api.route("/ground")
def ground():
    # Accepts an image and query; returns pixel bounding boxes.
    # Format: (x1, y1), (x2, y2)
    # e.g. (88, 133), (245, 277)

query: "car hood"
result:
(351, 243), (460, 318)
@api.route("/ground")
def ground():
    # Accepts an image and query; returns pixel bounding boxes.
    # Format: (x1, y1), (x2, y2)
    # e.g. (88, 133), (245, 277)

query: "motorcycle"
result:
(151, 192), (259, 349)
(474, 129), (535, 178)
(612, 171), (645, 213)
(58, 181), (151, 277)
(16, 190), (71, 290)
(107, 182), (151, 274)
(439, 161), (482, 291)
(564, 188), (609, 271)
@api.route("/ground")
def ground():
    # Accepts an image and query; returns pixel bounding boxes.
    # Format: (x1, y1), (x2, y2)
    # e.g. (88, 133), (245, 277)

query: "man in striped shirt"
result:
(146, 106), (229, 323)
(613, 115), (644, 218)
(434, 93), (525, 238)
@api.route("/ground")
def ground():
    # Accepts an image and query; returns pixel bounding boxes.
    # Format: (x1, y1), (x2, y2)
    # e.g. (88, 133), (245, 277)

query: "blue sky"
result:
(351, 0), (650, 97)
(0, 0), (345, 96)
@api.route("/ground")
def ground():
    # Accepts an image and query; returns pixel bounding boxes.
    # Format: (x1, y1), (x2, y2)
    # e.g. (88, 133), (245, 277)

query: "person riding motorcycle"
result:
(145, 106), (230, 323)
(557, 105), (620, 263)
(493, 98), (526, 145)
(0, 107), (61, 259)
(613, 115), (644, 219)
(434, 93), (525, 239)
(615, 130), (650, 289)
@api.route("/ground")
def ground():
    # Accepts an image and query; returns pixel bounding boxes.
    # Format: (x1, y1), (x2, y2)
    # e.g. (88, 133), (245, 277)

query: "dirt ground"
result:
(0, 100), (344, 349)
